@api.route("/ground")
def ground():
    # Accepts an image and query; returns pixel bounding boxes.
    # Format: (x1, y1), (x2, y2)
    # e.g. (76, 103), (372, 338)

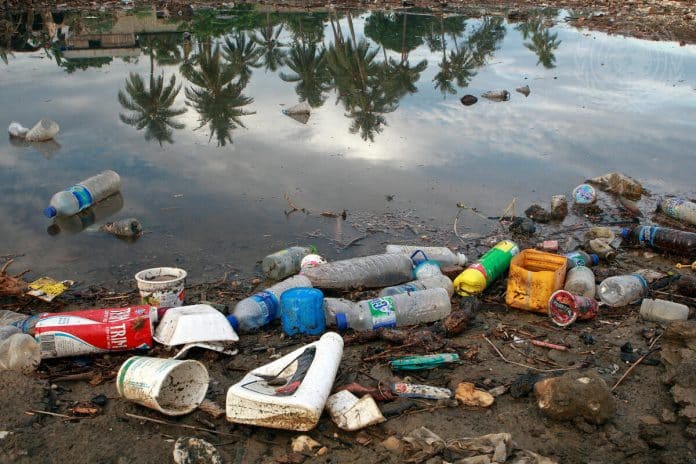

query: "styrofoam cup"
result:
(116, 356), (208, 416)
(134, 267), (187, 308)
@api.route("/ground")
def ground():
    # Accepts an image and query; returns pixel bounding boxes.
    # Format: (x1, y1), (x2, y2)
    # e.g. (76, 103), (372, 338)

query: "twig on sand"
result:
(483, 336), (581, 373)
(25, 409), (71, 418)
(611, 334), (662, 392)
(124, 413), (235, 436)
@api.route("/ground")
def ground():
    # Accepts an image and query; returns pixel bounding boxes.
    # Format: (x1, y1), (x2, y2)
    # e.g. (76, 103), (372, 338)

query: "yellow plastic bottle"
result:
(454, 240), (519, 296)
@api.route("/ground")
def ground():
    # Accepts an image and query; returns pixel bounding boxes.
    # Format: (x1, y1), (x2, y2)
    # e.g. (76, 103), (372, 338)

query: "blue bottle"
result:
(280, 288), (325, 336)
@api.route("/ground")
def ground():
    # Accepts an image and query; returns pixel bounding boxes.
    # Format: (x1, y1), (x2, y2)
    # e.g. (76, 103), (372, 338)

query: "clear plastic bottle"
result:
(44, 170), (122, 218)
(228, 275), (312, 332)
(301, 253), (413, 289)
(0, 334), (41, 372)
(597, 274), (648, 307)
(563, 266), (596, 298)
(385, 245), (467, 267)
(379, 274), (454, 297)
(659, 197), (696, 227)
(334, 288), (451, 331)
(564, 250), (599, 269)
(323, 298), (356, 327)
(621, 225), (696, 257)
(262, 246), (317, 280)
(412, 260), (442, 280)
(640, 298), (689, 323)
(0, 310), (31, 327)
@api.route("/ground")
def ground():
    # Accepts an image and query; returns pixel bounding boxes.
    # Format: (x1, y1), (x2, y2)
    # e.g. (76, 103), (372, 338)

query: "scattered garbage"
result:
(565, 250), (599, 268)
(26, 277), (74, 302)
(572, 184), (597, 205)
(587, 172), (643, 200)
(280, 287), (325, 336)
(548, 289), (599, 327)
(173, 437), (222, 464)
(135, 267), (187, 308)
(291, 435), (321, 454)
(379, 274), (454, 297)
(263, 246), (317, 280)
(481, 90), (510, 101)
(117, 356), (209, 416)
(44, 170), (121, 218)
(460, 95), (478, 106)
(301, 253), (413, 289)
(622, 225), (696, 257)
(0, 333), (40, 372)
(534, 374), (615, 424)
(390, 382), (452, 399)
(597, 274), (648, 307)
(8, 119), (60, 142)
(454, 240), (519, 296)
(516, 85), (531, 97)
(639, 298), (689, 323)
(563, 266), (596, 298)
(299, 254), (326, 271)
(99, 218), (142, 238)
(390, 353), (459, 371)
(658, 197), (696, 226)
(537, 240), (559, 252)
(325, 390), (385, 431)
(455, 382), (495, 407)
(226, 332), (343, 431)
(506, 249), (567, 313)
(385, 245), (467, 267)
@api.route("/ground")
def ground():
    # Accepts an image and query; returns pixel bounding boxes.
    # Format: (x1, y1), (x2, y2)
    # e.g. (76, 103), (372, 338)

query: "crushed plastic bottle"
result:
(44, 170), (121, 218)
(0, 334), (41, 372)
(301, 253), (413, 290)
(621, 225), (696, 258)
(334, 288), (451, 331)
(453, 240), (519, 296)
(563, 266), (596, 298)
(597, 274), (648, 307)
(658, 197), (696, 227)
(385, 245), (467, 267)
(379, 274), (454, 297)
(262, 246), (317, 280)
(25, 119), (60, 142)
(565, 250), (599, 269)
(99, 218), (142, 238)
(228, 275), (312, 332)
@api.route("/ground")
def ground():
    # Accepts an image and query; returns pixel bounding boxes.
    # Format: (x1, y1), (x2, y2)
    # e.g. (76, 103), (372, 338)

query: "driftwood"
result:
(0, 259), (29, 296)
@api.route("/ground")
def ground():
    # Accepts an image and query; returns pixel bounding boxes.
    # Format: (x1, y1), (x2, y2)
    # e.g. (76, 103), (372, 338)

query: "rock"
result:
(525, 204), (551, 223)
(455, 382), (494, 408)
(380, 436), (403, 453)
(173, 437), (222, 464)
(686, 426), (696, 439)
(460, 95), (478, 106)
(443, 310), (470, 336)
(661, 408), (677, 424)
(509, 217), (536, 235)
(510, 373), (542, 398)
(639, 416), (669, 448)
(291, 435), (321, 454)
(516, 85), (531, 97)
(534, 374), (615, 424)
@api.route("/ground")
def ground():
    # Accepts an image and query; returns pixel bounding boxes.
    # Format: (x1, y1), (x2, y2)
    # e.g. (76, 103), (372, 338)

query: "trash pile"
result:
(1, 170), (695, 462)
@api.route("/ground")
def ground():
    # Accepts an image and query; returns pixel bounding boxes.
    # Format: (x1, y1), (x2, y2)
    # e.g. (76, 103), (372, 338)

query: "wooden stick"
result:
(124, 413), (235, 436)
(25, 409), (71, 418)
(483, 336), (581, 373)
(611, 334), (662, 392)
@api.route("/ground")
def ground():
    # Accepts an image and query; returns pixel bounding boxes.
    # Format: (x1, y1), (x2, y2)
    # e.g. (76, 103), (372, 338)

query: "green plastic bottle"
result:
(453, 240), (519, 296)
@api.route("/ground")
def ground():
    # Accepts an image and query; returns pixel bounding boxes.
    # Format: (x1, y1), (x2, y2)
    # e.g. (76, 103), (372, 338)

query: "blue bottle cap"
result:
(43, 206), (57, 218)
(226, 315), (239, 333)
(589, 254), (600, 266)
(336, 313), (348, 331)
(620, 227), (632, 239)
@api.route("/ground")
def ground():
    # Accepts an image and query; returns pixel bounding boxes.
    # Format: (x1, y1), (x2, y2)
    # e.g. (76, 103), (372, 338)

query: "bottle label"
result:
(566, 252), (586, 267)
(637, 226), (658, 247)
(68, 185), (93, 211)
(368, 297), (396, 329)
(662, 198), (684, 218)
(400, 284), (420, 293)
(252, 291), (279, 323)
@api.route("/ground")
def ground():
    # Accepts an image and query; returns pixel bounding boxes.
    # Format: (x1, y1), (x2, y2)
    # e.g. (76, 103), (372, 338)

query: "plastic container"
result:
(135, 267), (187, 308)
(25, 119), (60, 142)
(385, 245), (467, 266)
(154, 304), (239, 346)
(597, 274), (648, 307)
(301, 253), (413, 290)
(589, 238), (616, 260)
(506, 249), (567, 313)
(116, 356), (209, 416)
(226, 332), (343, 431)
(280, 288), (325, 336)
(229, 275), (312, 333)
(548, 290), (599, 327)
(325, 390), (385, 431)
(658, 197), (696, 227)
(412, 260), (443, 279)
(100, 218), (142, 237)
(378, 274), (454, 297)
(49, 192), (124, 235)
(334, 288), (451, 331)
(453, 240), (519, 296)
(0, 334), (41, 372)
(572, 184), (596, 205)
(621, 225), (696, 258)
(262, 246), (317, 280)
(564, 266), (596, 298)
(639, 298), (689, 323)
(44, 170), (121, 218)
(565, 250), (599, 269)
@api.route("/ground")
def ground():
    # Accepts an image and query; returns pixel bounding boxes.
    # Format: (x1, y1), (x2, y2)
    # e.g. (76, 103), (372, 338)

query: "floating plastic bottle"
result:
(44, 170), (121, 218)
(639, 298), (689, 323)
(262, 246), (317, 280)
(597, 274), (648, 307)
(563, 266), (596, 298)
(453, 240), (519, 296)
(228, 275), (312, 332)
(334, 288), (451, 331)
(379, 274), (454, 297)
(621, 225), (696, 258)
(301, 253), (413, 290)
(48, 192), (124, 235)
(385, 245), (467, 267)
(564, 250), (599, 269)
(25, 119), (60, 142)
(0, 334), (41, 372)
(659, 197), (696, 227)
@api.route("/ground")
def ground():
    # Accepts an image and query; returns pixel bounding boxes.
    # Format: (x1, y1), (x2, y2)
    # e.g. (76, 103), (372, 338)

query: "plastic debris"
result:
(25, 119), (60, 142)
(516, 85), (531, 97)
(587, 172), (643, 200)
(99, 218), (142, 238)
(460, 95), (478, 106)
(572, 184), (597, 205)
(390, 353), (460, 371)
(481, 90), (510, 101)
(26, 277), (74, 302)
(390, 382), (452, 400)
(173, 437), (222, 464)
(455, 382), (495, 407)
(7, 122), (29, 138)
(325, 390), (385, 431)
(291, 435), (321, 454)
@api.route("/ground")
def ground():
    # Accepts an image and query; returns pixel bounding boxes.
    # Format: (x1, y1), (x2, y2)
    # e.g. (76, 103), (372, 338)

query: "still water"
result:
(1, 7), (694, 287)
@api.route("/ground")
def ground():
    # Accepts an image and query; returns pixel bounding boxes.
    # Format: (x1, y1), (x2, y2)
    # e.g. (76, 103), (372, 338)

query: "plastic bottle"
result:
(324, 298), (355, 327)
(659, 197), (696, 227)
(0, 310), (31, 327)
(25, 119), (60, 142)
(597, 274), (648, 307)
(0, 334), (41, 372)
(621, 225), (696, 257)
(385, 245), (467, 267)
(563, 266), (596, 298)
(379, 274), (454, 297)
(44, 170), (122, 218)
(48, 192), (124, 235)
(453, 240), (519, 296)
(589, 239), (616, 260)
(564, 250), (599, 269)
(228, 275), (312, 332)
(412, 260), (443, 280)
(262, 246), (317, 280)
(334, 288), (451, 331)
(639, 298), (689, 323)
(301, 254), (413, 290)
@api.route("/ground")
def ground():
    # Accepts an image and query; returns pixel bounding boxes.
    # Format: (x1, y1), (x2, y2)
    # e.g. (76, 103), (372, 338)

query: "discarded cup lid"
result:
(572, 184), (597, 205)
(548, 290), (579, 327)
(154, 304), (239, 347)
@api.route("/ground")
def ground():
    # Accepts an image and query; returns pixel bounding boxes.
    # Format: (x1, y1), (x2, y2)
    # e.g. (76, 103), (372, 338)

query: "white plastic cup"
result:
(135, 267), (187, 308)
(116, 356), (208, 416)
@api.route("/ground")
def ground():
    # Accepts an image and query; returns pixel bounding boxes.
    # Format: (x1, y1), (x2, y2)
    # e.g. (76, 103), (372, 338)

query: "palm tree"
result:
(252, 13), (287, 72)
(182, 43), (254, 146)
(280, 41), (332, 107)
(118, 72), (187, 145)
(222, 32), (262, 84)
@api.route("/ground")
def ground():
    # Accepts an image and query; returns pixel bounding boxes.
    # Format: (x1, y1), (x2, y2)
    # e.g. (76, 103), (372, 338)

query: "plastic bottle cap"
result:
(43, 206), (57, 218)
(226, 315), (239, 333)
(336, 313), (348, 331)
(457, 253), (468, 265)
(589, 254), (600, 266)
(619, 228), (631, 239)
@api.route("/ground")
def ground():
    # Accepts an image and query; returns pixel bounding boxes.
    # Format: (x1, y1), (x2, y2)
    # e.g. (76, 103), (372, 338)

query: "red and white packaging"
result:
(34, 306), (156, 359)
